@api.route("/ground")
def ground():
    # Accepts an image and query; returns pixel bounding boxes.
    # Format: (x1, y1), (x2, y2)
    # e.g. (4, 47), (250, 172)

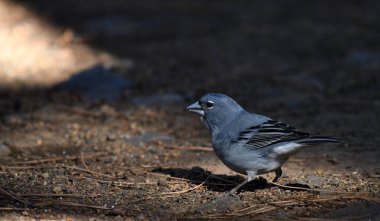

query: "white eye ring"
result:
(206, 101), (214, 109)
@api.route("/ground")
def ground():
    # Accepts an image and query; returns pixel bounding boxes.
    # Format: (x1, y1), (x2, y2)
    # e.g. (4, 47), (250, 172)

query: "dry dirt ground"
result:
(1, 0), (380, 220)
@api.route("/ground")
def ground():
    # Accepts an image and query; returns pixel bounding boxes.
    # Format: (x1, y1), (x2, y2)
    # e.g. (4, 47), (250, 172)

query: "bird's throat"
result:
(200, 116), (209, 130)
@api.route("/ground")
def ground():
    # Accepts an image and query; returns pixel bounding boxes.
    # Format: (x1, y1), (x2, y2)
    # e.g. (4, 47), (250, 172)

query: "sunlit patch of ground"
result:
(0, 0), (99, 89)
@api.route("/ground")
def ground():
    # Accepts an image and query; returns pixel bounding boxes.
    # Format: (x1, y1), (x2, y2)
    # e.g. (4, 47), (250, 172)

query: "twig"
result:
(267, 181), (340, 193)
(219, 205), (277, 217)
(19, 193), (84, 198)
(9, 152), (105, 165)
(33, 201), (111, 210)
(0, 207), (29, 211)
(2, 164), (116, 179)
(236, 206), (277, 216)
(61, 166), (116, 179)
(268, 199), (301, 207)
(144, 171), (189, 182)
(291, 217), (345, 221)
(161, 182), (205, 196)
(0, 187), (30, 205)
(3, 164), (117, 180)
(163, 145), (213, 152)
(1, 165), (47, 169)
(71, 176), (186, 186)
(226, 204), (258, 214)
(80, 151), (90, 171)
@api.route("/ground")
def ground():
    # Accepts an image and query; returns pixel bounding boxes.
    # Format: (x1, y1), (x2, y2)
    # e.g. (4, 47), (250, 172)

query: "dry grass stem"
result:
(0, 207), (29, 211)
(164, 145), (213, 152)
(0, 187), (30, 205)
(80, 151), (90, 171)
(33, 201), (111, 210)
(161, 182), (205, 196)
(61, 166), (116, 179)
(9, 153), (106, 165)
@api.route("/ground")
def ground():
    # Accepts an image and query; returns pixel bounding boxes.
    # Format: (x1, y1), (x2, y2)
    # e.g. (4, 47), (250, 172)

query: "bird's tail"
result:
(299, 136), (348, 145)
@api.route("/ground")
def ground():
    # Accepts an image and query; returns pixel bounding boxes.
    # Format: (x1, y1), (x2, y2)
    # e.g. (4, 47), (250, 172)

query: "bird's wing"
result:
(234, 120), (310, 149)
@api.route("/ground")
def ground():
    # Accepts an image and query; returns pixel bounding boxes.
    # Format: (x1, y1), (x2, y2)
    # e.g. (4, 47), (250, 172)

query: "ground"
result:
(0, 0), (379, 220)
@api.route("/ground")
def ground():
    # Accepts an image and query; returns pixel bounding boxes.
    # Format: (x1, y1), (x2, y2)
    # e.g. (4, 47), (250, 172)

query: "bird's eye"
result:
(206, 101), (214, 109)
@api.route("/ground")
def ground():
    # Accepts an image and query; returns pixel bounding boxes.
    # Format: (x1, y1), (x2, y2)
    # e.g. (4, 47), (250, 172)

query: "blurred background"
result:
(0, 0), (379, 219)
(1, 0), (379, 104)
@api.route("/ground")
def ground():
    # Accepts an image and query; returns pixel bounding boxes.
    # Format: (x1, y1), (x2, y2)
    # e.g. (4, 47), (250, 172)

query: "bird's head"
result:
(186, 93), (244, 133)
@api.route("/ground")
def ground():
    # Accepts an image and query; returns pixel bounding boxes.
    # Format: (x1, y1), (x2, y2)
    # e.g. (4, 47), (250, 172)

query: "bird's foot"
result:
(270, 185), (280, 192)
(220, 190), (240, 199)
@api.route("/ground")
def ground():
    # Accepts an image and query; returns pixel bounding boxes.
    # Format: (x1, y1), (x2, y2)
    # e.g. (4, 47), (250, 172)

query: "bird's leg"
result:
(272, 168), (282, 183)
(227, 179), (249, 195)
(227, 171), (257, 195)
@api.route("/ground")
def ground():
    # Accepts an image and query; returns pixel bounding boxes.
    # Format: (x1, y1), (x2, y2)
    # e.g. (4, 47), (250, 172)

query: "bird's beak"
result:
(186, 101), (205, 116)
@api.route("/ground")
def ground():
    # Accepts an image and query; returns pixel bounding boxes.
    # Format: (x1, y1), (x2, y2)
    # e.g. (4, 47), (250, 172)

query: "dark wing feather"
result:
(234, 120), (309, 149)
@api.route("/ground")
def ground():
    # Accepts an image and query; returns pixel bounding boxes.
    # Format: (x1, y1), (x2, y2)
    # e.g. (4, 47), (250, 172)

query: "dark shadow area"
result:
(53, 64), (134, 102)
(153, 166), (270, 193)
(152, 167), (316, 193)
(5, 0), (380, 108)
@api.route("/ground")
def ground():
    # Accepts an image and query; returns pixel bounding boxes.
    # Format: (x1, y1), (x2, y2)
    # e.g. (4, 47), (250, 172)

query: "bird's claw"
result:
(220, 191), (240, 199)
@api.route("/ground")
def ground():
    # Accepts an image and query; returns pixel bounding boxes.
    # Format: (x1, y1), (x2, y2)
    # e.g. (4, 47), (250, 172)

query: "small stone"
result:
(41, 173), (49, 179)
(316, 170), (324, 176)
(330, 177), (340, 186)
(157, 179), (168, 187)
(197, 195), (242, 213)
(106, 134), (117, 141)
(0, 143), (11, 156)
(36, 139), (43, 146)
(106, 208), (127, 216)
(306, 175), (324, 188)
(53, 186), (62, 193)
(22, 211), (29, 216)
(104, 155), (118, 163)
(137, 214), (148, 221)
(117, 171), (125, 177)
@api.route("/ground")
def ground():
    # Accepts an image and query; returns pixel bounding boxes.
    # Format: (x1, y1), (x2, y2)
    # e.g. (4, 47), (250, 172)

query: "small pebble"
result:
(41, 172), (49, 179)
(107, 134), (117, 141)
(157, 179), (168, 187)
(53, 186), (62, 193)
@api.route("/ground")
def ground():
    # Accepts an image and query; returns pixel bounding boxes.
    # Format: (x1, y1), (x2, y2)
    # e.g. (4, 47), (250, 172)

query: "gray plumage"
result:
(186, 93), (344, 194)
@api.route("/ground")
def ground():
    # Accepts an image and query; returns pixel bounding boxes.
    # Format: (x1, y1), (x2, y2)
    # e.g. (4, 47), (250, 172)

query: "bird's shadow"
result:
(152, 166), (269, 193)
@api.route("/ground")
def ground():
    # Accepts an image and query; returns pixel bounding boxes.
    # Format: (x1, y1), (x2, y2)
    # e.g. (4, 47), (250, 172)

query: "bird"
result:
(186, 93), (344, 194)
